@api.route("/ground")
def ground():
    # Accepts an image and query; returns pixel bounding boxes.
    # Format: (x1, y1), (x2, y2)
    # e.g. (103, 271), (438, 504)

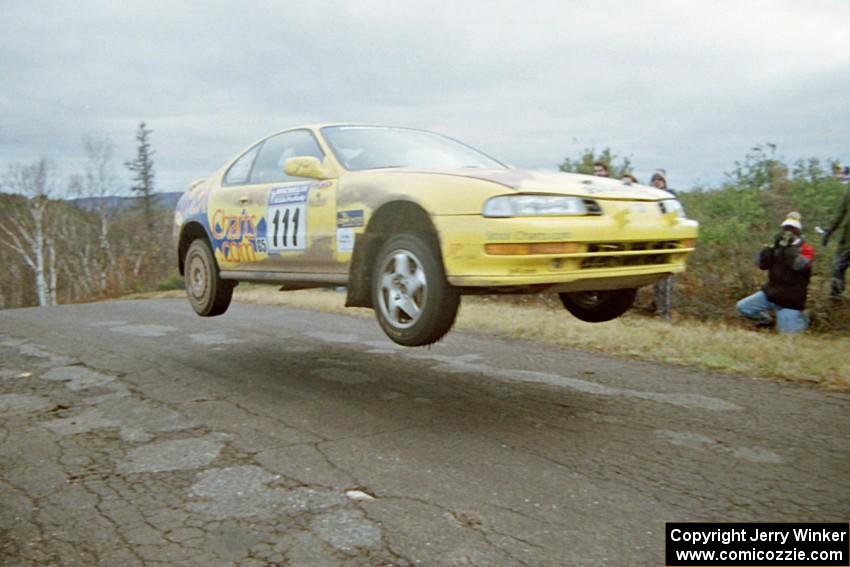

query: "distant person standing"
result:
(621, 173), (639, 184)
(651, 168), (676, 195)
(650, 169), (675, 320)
(832, 162), (850, 185)
(737, 212), (814, 333)
(593, 162), (610, 177)
(822, 179), (850, 299)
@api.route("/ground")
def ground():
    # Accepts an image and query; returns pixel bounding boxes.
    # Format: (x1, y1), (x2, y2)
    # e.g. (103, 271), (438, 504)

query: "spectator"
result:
(651, 169), (676, 195)
(831, 162), (850, 185)
(821, 179), (850, 299)
(649, 168), (675, 319)
(593, 162), (610, 177)
(736, 212), (814, 334)
(621, 173), (639, 184)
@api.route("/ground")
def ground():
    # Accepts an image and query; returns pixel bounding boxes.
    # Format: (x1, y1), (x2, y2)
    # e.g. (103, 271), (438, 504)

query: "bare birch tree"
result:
(0, 159), (59, 306)
(72, 136), (125, 292)
(55, 208), (98, 301)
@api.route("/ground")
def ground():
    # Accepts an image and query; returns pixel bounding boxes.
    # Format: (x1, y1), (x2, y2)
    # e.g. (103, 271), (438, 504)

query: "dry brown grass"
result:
(128, 285), (850, 390)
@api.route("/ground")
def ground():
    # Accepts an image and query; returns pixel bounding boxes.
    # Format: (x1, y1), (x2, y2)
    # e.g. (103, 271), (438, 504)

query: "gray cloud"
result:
(1, 0), (848, 193)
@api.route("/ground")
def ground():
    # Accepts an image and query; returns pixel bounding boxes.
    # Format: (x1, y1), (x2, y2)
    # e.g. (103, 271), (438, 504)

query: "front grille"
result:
(586, 240), (680, 253)
(581, 254), (672, 269)
(579, 240), (687, 269)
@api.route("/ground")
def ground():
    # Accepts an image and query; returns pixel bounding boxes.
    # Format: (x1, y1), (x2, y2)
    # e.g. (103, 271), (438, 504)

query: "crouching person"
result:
(736, 212), (815, 334)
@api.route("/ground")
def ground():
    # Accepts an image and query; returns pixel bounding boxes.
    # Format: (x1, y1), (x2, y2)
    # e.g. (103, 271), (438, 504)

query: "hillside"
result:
(66, 191), (182, 212)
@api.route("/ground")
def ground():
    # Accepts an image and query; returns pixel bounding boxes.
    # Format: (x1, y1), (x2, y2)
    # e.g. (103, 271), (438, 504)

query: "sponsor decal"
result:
(211, 209), (258, 241)
(178, 182), (213, 216)
(220, 237), (258, 263)
(209, 208), (262, 263)
(337, 209), (365, 229)
(336, 228), (355, 253)
(613, 208), (631, 230)
(269, 184), (310, 206)
(663, 211), (680, 227)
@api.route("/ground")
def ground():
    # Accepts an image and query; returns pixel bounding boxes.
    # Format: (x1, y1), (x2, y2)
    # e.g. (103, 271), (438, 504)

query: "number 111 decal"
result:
(271, 207), (301, 248)
(267, 185), (309, 252)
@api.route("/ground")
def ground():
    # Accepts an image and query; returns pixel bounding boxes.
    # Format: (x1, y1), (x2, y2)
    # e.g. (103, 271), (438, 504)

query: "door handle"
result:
(238, 195), (250, 204)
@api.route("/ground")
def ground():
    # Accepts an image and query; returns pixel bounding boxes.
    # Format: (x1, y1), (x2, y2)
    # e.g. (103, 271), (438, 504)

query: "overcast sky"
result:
(2, 0), (849, 194)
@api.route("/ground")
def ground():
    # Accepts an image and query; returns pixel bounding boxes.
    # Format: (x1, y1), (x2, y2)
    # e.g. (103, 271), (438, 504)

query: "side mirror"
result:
(284, 156), (334, 180)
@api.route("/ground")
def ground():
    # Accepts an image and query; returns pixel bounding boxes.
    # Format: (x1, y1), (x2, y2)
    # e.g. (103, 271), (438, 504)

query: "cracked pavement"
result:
(0, 299), (848, 566)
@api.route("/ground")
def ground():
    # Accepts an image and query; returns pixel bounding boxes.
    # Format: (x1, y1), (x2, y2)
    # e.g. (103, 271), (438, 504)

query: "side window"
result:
(250, 130), (325, 184)
(223, 143), (261, 185)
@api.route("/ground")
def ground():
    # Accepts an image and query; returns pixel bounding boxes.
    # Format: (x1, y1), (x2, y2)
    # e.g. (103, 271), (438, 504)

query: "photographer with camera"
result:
(736, 212), (815, 334)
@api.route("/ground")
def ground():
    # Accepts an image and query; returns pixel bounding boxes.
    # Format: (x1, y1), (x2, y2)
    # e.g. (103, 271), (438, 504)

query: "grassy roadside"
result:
(130, 285), (850, 391)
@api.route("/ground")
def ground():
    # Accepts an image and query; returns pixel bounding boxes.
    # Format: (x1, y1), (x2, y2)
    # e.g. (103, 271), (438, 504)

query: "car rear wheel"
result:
(559, 288), (636, 323)
(184, 239), (234, 317)
(372, 233), (460, 346)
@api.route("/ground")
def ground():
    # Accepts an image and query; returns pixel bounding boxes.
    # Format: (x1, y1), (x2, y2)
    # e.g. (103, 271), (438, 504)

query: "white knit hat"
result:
(781, 211), (802, 230)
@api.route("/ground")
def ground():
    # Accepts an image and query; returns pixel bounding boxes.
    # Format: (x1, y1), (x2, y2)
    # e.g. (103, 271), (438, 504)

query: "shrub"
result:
(156, 271), (185, 291)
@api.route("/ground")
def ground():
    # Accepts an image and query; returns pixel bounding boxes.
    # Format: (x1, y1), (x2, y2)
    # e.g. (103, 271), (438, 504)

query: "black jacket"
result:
(758, 237), (814, 310)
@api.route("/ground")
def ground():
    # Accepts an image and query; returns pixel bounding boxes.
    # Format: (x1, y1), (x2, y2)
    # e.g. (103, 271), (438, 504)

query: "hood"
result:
(381, 168), (674, 201)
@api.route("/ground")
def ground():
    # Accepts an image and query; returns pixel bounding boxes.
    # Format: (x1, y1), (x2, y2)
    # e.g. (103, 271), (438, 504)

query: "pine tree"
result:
(124, 122), (156, 231)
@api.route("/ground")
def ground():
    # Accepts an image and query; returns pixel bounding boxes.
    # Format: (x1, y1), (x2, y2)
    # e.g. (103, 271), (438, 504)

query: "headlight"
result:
(483, 195), (588, 218)
(659, 199), (686, 217)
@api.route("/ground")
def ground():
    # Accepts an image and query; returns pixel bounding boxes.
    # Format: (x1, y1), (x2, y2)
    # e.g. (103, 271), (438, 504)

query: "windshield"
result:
(320, 126), (507, 171)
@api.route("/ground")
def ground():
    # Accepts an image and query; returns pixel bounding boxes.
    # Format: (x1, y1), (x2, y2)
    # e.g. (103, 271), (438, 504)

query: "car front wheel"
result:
(184, 239), (234, 317)
(559, 288), (636, 323)
(372, 233), (460, 346)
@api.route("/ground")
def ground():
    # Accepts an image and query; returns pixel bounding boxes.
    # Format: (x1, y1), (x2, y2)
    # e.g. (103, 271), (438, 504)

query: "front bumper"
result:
(433, 206), (698, 289)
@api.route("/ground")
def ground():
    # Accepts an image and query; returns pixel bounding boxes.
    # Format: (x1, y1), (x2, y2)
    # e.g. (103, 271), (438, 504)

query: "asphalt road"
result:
(1, 299), (848, 566)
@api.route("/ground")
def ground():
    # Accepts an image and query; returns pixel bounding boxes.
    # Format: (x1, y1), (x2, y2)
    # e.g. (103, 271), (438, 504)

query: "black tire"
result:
(559, 288), (637, 323)
(371, 233), (460, 346)
(184, 239), (234, 317)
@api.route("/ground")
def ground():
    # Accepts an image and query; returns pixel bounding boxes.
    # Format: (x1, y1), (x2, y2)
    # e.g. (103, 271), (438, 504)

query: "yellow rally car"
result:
(175, 125), (698, 346)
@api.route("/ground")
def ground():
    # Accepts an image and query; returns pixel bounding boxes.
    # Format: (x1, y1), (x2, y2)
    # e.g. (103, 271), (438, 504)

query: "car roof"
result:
(271, 123), (432, 136)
